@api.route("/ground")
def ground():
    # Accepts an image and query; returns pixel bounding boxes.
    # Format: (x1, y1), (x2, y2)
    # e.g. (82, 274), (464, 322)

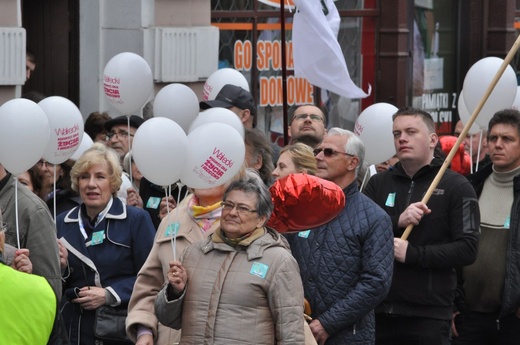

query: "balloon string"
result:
(469, 138), (474, 174)
(172, 182), (184, 261)
(167, 182), (186, 262)
(14, 178), (20, 249)
(165, 186), (176, 260)
(359, 167), (370, 193)
(53, 167), (57, 223)
(475, 130), (483, 172)
(127, 116), (133, 184)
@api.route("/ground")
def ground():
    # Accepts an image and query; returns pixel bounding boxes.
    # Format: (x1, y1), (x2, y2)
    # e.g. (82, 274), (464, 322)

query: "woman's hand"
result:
(127, 188), (143, 208)
(73, 286), (107, 310)
(136, 333), (154, 345)
(159, 196), (176, 220)
(167, 260), (187, 295)
(57, 239), (68, 269)
(12, 249), (32, 273)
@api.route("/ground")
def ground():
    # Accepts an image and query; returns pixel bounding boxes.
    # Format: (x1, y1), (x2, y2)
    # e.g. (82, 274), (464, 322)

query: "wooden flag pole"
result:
(401, 34), (520, 241)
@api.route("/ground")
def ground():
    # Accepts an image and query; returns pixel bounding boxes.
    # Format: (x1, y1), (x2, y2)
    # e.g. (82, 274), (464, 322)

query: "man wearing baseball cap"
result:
(104, 115), (145, 163)
(200, 84), (256, 129)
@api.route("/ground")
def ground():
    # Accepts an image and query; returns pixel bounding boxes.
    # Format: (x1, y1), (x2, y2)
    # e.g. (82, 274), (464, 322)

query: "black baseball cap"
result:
(104, 115), (145, 131)
(200, 84), (255, 115)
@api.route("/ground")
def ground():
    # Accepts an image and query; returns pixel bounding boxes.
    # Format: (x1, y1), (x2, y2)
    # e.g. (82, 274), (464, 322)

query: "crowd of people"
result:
(1, 82), (519, 345)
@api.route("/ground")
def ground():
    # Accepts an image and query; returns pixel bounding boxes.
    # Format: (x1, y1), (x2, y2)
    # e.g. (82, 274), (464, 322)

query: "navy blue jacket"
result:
(57, 197), (155, 345)
(287, 182), (393, 345)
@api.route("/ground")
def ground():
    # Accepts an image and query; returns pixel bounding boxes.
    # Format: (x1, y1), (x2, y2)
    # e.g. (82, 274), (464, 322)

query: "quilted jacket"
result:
(287, 182), (394, 345)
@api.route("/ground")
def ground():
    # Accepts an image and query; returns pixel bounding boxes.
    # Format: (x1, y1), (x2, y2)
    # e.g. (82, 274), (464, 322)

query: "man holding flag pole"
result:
(364, 107), (480, 344)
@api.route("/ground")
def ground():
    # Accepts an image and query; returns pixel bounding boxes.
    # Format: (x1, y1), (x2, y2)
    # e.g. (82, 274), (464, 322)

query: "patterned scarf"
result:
(188, 196), (222, 231)
(213, 227), (266, 247)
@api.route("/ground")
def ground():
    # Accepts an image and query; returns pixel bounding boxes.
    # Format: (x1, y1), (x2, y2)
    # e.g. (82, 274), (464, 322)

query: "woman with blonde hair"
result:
(57, 143), (155, 344)
(272, 142), (317, 180)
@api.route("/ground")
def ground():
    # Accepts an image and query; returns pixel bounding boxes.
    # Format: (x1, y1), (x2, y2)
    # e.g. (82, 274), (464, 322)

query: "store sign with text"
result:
(234, 40), (314, 107)
(422, 92), (457, 135)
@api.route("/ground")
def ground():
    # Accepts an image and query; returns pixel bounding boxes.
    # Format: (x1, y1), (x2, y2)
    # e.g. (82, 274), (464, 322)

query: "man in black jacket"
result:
(452, 109), (520, 344)
(364, 107), (480, 345)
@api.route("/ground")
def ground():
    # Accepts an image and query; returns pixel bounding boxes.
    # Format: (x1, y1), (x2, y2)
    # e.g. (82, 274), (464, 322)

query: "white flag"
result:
(293, 0), (370, 99)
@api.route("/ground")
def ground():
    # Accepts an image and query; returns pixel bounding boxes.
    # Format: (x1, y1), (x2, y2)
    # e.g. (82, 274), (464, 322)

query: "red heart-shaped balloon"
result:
(267, 173), (345, 233)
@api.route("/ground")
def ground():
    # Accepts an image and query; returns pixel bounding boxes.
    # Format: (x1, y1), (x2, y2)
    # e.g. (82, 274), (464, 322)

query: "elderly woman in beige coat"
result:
(155, 176), (306, 344)
(126, 169), (246, 345)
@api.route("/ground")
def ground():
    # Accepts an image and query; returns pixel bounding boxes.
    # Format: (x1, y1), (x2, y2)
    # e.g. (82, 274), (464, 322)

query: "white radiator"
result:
(0, 27), (26, 85)
(154, 26), (219, 82)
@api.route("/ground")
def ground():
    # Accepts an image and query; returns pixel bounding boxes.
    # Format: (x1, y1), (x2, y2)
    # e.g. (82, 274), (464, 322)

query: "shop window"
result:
(211, 0), (376, 147)
(414, 0), (458, 135)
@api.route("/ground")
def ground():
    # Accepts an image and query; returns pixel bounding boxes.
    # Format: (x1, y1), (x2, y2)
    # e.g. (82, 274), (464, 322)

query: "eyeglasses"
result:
(106, 130), (134, 141)
(313, 148), (355, 158)
(221, 201), (258, 215)
(293, 114), (324, 122)
(36, 160), (55, 168)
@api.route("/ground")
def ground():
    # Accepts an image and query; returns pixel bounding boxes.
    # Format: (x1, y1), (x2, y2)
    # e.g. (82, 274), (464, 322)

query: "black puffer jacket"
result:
(364, 158), (480, 320)
(468, 163), (520, 318)
(287, 182), (393, 345)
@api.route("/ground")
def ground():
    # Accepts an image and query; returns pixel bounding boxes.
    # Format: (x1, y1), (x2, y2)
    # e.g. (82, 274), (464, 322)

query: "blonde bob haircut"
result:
(71, 143), (123, 196)
(280, 143), (317, 175)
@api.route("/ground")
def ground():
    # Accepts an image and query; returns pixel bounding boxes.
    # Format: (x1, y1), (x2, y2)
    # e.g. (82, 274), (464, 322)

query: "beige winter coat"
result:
(155, 227), (307, 345)
(126, 194), (219, 344)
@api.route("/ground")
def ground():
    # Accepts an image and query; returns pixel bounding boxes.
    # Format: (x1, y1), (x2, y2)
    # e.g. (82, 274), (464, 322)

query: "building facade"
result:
(0, 0), (517, 140)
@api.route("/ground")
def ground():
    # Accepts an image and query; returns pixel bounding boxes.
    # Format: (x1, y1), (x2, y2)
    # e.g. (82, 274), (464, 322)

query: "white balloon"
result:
(132, 117), (188, 186)
(181, 123), (245, 189)
(462, 57), (517, 128)
(39, 96), (84, 165)
(0, 99), (50, 175)
(189, 108), (245, 139)
(70, 134), (94, 161)
(103, 52), (153, 115)
(202, 68), (249, 101)
(154, 83), (199, 133)
(457, 92), (483, 134)
(511, 86), (520, 110)
(354, 103), (397, 164)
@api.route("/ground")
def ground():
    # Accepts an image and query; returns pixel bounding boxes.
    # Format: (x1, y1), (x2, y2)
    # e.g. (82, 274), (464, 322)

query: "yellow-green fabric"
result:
(0, 263), (56, 344)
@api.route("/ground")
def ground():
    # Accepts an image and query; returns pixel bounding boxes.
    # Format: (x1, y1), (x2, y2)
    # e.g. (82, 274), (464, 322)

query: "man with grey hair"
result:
(364, 107), (480, 345)
(287, 127), (394, 344)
